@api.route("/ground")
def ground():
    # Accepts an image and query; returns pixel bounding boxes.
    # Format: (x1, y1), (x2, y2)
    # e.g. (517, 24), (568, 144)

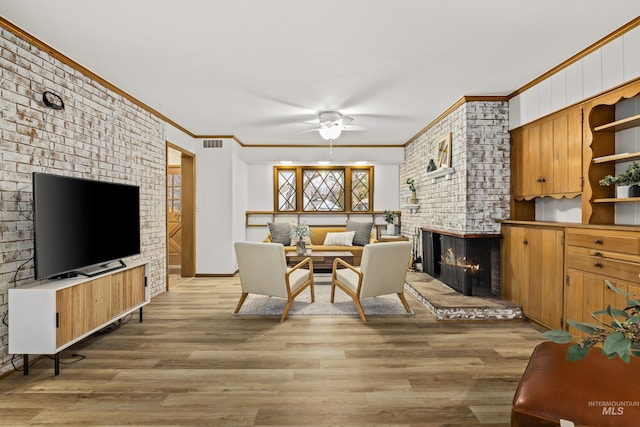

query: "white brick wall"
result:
(400, 101), (510, 238)
(0, 28), (167, 375)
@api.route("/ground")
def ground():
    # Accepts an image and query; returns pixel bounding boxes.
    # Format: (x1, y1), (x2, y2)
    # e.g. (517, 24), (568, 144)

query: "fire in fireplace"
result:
(422, 228), (500, 296)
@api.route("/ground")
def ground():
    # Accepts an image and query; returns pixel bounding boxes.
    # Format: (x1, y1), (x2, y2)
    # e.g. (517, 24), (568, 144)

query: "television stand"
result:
(8, 260), (149, 376)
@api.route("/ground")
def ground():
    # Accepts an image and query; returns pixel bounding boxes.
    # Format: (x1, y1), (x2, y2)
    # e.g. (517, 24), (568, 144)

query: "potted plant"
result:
(383, 210), (396, 235)
(542, 280), (640, 363)
(289, 223), (311, 255)
(406, 178), (417, 203)
(599, 161), (640, 198)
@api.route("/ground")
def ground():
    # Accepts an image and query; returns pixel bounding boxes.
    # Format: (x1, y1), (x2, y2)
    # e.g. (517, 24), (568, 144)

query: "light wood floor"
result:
(0, 276), (545, 426)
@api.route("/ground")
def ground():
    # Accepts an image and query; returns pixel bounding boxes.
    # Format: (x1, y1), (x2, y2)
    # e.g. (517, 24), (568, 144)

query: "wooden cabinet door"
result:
(123, 265), (146, 310)
(511, 107), (583, 199)
(553, 107), (583, 194)
(537, 228), (565, 329)
(524, 227), (564, 329)
(501, 225), (527, 304)
(524, 124), (541, 197)
(565, 271), (640, 336)
(90, 276), (112, 330)
(510, 128), (525, 198)
(538, 120), (554, 195)
(502, 225), (564, 329)
(56, 287), (75, 347)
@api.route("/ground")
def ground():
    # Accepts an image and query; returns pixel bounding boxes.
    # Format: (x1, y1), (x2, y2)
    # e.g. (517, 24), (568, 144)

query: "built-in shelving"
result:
(592, 152), (640, 164)
(593, 197), (640, 203)
(594, 113), (640, 133)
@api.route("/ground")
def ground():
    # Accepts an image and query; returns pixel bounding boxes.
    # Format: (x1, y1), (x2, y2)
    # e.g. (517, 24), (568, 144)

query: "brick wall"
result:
(400, 100), (510, 238)
(0, 28), (167, 375)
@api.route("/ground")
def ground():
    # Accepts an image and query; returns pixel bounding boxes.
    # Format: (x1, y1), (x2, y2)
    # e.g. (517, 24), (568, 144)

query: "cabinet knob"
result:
(522, 240), (528, 245)
(594, 239), (602, 244)
(536, 178), (547, 183)
(594, 262), (602, 268)
(593, 251), (601, 257)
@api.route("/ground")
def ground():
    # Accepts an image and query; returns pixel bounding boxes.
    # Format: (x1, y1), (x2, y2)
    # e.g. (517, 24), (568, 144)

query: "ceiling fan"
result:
(304, 111), (358, 141)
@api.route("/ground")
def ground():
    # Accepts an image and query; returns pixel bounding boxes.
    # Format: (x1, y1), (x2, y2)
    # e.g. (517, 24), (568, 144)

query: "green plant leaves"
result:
(605, 280), (632, 295)
(566, 319), (605, 334)
(542, 280), (638, 364)
(566, 344), (589, 361)
(542, 329), (572, 343)
(602, 331), (631, 363)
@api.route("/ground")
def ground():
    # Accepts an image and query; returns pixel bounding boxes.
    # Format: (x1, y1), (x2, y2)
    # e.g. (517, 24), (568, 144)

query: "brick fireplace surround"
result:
(422, 228), (501, 296)
(399, 99), (510, 296)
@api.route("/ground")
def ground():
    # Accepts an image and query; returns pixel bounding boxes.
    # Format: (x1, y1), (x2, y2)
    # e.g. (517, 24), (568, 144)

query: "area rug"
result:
(233, 283), (414, 317)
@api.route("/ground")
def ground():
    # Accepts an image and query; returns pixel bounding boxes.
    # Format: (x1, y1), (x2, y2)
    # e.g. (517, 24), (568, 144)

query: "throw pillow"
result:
(267, 222), (291, 245)
(323, 231), (356, 246)
(346, 220), (374, 246)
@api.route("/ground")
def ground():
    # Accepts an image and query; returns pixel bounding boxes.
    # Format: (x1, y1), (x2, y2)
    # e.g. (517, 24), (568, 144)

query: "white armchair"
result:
(330, 241), (412, 322)
(233, 242), (314, 322)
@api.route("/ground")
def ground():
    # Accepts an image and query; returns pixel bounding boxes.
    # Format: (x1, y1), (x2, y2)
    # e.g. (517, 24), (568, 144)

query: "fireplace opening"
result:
(422, 228), (500, 296)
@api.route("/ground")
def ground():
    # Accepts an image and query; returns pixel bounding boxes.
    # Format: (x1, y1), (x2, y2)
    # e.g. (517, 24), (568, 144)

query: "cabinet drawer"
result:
(567, 253), (640, 283)
(566, 229), (640, 254)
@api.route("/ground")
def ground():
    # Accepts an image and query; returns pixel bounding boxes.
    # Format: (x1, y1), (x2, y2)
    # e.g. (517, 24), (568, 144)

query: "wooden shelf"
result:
(593, 197), (640, 203)
(593, 114), (640, 133)
(592, 152), (640, 164)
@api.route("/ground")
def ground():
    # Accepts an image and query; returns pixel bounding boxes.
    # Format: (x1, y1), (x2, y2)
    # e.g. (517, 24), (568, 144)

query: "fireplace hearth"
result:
(422, 228), (501, 296)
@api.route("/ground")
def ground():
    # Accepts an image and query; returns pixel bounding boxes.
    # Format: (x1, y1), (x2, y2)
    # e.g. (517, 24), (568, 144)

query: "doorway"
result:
(166, 143), (195, 287)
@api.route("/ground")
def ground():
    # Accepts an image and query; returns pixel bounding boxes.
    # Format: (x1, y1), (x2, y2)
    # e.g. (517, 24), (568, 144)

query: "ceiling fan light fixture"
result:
(318, 125), (342, 141)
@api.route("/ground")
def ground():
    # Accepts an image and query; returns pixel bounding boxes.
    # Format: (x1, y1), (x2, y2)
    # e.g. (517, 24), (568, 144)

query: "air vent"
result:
(203, 139), (223, 148)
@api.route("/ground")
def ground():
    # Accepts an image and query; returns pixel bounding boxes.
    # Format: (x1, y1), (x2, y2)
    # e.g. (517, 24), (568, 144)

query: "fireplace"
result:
(422, 228), (501, 296)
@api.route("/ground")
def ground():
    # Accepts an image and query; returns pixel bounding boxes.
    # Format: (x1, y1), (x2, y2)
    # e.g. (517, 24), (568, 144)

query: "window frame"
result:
(273, 165), (374, 213)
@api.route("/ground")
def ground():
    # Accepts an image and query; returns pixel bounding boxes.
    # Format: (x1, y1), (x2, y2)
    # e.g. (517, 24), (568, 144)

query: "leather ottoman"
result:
(511, 341), (640, 427)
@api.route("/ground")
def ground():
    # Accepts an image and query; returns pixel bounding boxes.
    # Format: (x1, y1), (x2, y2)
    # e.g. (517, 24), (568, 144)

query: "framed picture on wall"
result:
(436, 132), (452, 168)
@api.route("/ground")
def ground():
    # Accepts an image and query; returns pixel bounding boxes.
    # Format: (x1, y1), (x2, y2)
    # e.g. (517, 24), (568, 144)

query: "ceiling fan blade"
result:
(339, 116), (354, 125)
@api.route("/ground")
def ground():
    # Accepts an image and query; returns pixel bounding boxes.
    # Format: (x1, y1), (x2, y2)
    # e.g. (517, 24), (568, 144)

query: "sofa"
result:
(512, 341), (640, 427)
(264, 223), (376, 266)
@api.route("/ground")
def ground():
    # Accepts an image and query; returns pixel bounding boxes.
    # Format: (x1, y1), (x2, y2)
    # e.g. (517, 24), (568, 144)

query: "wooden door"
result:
(501, 225), (528, 305)
(167, 165), (182, 267)
(524, 125), (541, 197)
(553, 107), (583, 194)
(502, 225), (564, 329)
(510, 128), (525, 198)
(565, 271), (604, 336)
(537, 228), (564, 329)
(538, 120), (554, 194)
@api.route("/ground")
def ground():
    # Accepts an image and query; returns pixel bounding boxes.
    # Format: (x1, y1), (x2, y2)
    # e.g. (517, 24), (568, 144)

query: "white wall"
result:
(231, 143), (248, 272)
(510, 25), (640, 129)
(193, 138), (237, 274)
(166, 125), (196, 154)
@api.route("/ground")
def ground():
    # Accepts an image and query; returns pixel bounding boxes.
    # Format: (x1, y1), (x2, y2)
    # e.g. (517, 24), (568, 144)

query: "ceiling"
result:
(2, 1), (640, 147)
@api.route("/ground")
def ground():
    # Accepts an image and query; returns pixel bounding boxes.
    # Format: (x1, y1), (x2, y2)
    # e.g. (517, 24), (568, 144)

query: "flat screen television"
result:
(32, 172), (141, 279)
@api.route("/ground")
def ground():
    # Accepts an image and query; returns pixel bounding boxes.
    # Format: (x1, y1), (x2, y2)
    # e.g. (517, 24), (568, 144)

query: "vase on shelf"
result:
(386, 223), (395, 235)
(616, 185), (640, 198)
(295, 240), (306, 255)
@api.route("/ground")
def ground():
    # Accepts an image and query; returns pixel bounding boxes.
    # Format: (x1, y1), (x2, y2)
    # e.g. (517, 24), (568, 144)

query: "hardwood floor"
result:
(0, 276), (545, 426)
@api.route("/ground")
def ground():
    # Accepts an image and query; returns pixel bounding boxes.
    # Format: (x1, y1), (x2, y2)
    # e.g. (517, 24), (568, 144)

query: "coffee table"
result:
(285, 251), (354, 272)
